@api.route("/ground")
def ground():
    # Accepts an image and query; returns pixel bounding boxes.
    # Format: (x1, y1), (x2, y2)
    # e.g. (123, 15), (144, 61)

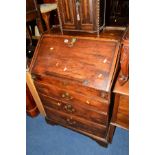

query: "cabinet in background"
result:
(56, 0), (106, 36)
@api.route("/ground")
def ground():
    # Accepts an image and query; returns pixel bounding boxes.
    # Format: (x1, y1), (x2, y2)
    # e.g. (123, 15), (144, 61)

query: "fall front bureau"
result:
(29, 34), (120, 147)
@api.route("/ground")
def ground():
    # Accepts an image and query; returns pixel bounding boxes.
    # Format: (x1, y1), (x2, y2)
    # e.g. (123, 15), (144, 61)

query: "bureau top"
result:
(30, 34), (120, 92)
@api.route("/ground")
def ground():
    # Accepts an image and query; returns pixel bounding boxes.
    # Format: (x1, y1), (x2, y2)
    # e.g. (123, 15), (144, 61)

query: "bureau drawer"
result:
(34, 81), (109, 113)
(116, 95), (129, 128)
(39, 93), (108, 125)
(32, 73), (109, 102)
(111, 94), (129, 129)
(44, 106), (108, 138)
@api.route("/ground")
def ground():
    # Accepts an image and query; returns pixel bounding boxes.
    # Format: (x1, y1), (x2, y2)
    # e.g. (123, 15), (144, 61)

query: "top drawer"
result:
(32, 73), (109, 102)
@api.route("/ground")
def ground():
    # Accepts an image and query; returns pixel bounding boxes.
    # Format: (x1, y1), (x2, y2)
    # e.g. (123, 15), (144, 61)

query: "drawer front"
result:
(117, 95), (129, 127)
(39, 93), (108, 125)
(34, 81), (109, 113)
(112, 94), (129, 129)
(44, 106), (107, 138)
(32, 73), (109, 102)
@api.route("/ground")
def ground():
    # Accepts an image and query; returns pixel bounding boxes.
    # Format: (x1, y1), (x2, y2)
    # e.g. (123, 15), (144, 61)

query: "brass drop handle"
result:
(61, 92), (73, 100)
(64, 104), (75, 113)
(66, 118), (76, 125)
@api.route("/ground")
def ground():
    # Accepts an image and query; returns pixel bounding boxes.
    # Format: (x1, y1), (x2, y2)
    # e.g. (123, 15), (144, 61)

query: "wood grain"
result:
(30, 34), (120, 92)
(56, 0), (105, 33)
(111, 71), (129, 130)
(29, 34), (121, 147)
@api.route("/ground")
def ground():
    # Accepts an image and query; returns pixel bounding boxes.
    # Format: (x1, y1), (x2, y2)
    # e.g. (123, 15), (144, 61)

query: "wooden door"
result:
(78, 0), (96, 31)
(57, 0), (77, 30)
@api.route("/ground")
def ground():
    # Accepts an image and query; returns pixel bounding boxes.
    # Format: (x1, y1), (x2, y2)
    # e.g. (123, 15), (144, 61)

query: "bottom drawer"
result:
(44, 106), (108, 138)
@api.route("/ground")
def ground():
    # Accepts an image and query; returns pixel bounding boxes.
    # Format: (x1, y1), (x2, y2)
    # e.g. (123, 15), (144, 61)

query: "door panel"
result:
(58, 0), (77, 29)
(79, 0), (96, 31)
(57, 0), (99, 31)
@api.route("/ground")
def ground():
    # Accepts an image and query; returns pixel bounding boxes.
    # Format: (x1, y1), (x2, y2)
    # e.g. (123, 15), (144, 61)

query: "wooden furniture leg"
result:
(107, 124), (116, 143)
(41, 12), (51, 32)
(36, 18), (45, 34)
(26, 25), (33, 45)
(118, 27), (129, 85)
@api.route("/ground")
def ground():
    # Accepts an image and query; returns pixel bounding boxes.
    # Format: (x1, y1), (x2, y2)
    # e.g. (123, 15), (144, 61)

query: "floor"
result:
(26, 115), (129, 155)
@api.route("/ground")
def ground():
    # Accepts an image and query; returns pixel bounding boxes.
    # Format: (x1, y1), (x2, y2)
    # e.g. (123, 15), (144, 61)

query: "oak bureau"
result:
(29, 34), (120, 147)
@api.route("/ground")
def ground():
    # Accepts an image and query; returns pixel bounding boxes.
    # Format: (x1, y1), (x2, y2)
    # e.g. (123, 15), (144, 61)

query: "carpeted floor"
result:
(26, 115), (129, 155)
